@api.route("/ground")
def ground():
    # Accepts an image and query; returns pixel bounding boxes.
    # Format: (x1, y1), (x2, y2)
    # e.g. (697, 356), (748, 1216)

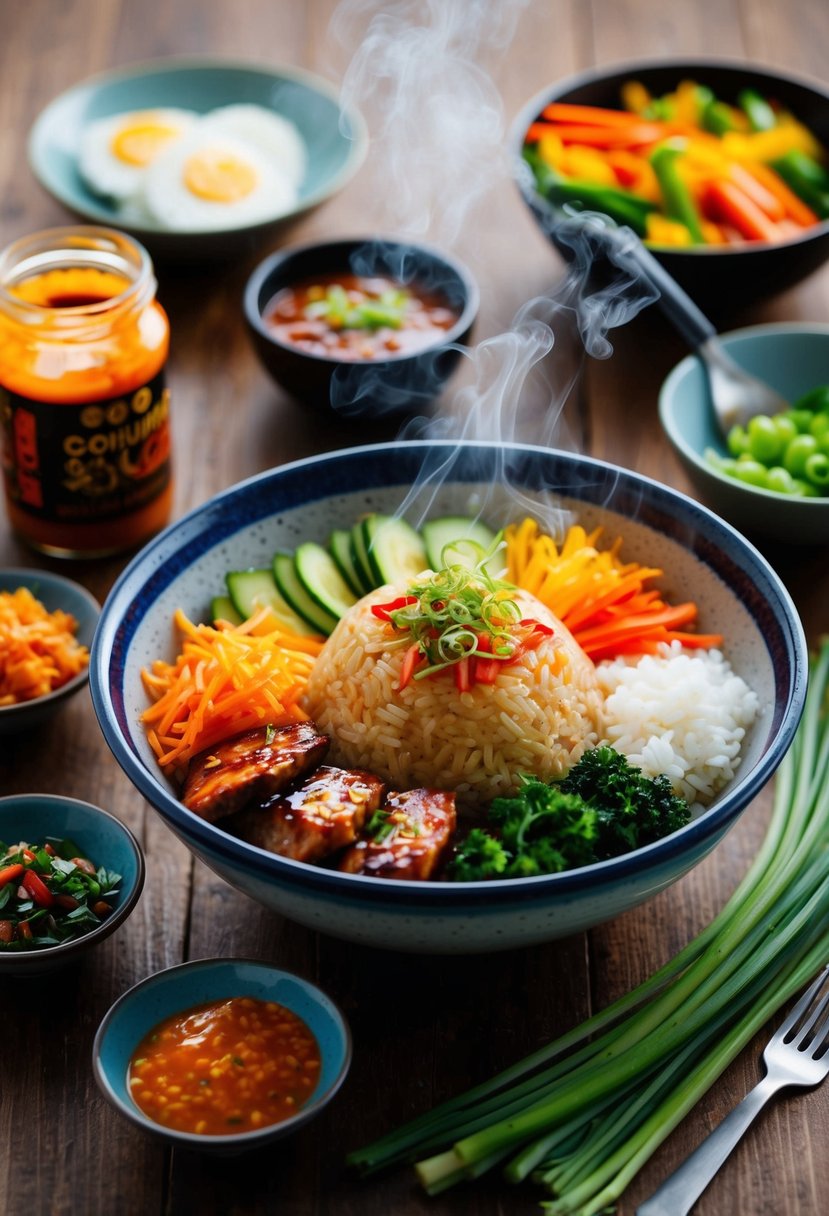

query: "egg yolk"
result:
(182, 148), (259, 203)
(110, 115), (184, 166)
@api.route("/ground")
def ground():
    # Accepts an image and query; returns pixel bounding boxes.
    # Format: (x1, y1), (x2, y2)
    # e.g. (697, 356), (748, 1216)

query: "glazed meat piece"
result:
(338, 788), (457, 880)
(232, 766), (386, 863)
(181, 723), (329, 822)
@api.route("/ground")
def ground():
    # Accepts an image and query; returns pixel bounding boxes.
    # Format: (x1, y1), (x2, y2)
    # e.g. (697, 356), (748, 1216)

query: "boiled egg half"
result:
(142, 127), (300, 232)
(78, 108), (197, 201)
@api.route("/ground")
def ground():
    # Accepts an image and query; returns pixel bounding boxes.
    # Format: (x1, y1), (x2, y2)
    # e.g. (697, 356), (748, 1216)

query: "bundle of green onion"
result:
(347, 641), (829, 1215)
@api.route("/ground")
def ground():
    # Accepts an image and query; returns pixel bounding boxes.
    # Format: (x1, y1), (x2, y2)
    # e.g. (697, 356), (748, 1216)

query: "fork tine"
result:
(780, 965), (829, 1043)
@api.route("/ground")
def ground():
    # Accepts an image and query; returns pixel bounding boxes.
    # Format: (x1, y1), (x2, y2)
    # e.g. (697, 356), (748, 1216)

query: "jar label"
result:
(0, 370), (171, 526)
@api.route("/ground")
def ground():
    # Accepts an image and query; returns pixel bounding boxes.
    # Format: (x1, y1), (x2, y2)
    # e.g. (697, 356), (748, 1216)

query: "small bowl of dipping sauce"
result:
(93, 957), (351, 1153)
(243, 237), (478, 417)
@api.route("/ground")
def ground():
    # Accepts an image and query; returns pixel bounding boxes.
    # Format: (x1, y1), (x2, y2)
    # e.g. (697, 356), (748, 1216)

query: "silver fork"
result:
(637, 965), (829, 1216)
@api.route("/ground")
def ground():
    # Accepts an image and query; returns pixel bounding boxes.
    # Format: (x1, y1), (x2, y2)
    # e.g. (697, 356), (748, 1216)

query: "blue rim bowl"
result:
(92, 957), (351, 1154)
(89, 441), (807, 953)
(660, 322), (829, 545)
(28, 56), (368, 262)
(0, 794), (145, 976)
(0, 569), (100, 736)
(511, 57), (829, 313)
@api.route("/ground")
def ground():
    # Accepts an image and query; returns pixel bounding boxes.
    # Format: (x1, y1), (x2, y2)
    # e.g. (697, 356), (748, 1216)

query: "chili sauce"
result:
(128, 995), (321, 1135)
(263, 272), (459, 360)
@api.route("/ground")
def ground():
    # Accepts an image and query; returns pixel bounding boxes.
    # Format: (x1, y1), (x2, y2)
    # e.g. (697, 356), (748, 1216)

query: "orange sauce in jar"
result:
(128, 996), (321, 1136)
(0, 227), (172, 557)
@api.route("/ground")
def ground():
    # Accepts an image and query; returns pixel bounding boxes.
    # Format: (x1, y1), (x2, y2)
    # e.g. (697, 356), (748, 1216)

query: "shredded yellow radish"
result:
(0, 586), (89, 705)
(141, 607), (324, 775)
(506, 519), (722, 660)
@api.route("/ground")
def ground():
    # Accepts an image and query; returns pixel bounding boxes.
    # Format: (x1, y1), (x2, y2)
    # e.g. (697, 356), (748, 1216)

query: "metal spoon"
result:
(552, 215), (789, 436)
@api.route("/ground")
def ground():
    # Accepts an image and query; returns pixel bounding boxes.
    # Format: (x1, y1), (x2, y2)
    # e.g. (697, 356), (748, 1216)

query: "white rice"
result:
(596, 641), (760, 812)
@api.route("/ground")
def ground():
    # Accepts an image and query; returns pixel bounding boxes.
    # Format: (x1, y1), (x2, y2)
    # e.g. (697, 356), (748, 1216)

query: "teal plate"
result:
(28, 57), (368, 262)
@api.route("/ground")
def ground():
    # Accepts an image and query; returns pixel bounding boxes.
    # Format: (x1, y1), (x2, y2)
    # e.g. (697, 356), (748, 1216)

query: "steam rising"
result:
(326, 0), (662, 527)
(331, 0), (529, 244)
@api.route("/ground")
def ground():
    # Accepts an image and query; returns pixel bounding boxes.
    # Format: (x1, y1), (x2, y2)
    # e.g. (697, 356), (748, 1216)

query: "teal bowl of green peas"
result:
(659, 323), (829, 545)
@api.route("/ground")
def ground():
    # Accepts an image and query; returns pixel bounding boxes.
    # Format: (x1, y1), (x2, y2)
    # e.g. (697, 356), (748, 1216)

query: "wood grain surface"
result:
(2, 2), (828, 1214)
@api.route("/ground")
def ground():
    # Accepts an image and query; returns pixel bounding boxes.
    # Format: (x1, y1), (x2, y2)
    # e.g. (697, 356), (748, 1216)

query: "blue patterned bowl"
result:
(28, 58), (367, 262)
(89, 442), (807, 953)
(0, 794), (144, 976)
(93, 958), (351, 1154)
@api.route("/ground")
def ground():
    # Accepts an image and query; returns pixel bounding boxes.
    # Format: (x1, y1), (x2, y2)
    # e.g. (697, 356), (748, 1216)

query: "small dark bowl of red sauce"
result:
(93, 958), (351, 1154)
(243, 237), (479, 417)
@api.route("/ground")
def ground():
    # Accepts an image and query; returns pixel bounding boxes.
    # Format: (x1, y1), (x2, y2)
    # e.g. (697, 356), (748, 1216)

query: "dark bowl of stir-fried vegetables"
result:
(0, 794), (145, 976)
(512, 58), (829, 313)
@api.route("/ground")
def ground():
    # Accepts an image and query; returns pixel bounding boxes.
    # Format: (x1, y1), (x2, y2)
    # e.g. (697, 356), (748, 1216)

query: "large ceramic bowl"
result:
(89, 442), (807, 954)
(512, 58), (829, 313)
(28, 58), (367, 262)
(660, 322), (829, 545)
(93, 958), (351, 1154)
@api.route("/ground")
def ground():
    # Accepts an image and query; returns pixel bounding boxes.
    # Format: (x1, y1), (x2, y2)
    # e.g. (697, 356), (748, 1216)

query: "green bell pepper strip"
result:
(737, 89), (777, 132)
(649, 145), (705, 243)
(771, 150), (829, 218)
(525, 150), (656, 236)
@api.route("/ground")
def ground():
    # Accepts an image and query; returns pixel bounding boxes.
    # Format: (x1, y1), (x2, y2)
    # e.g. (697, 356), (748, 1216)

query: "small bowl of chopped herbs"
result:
(0, 794), (145, 976)
(243, 237), (478, 417)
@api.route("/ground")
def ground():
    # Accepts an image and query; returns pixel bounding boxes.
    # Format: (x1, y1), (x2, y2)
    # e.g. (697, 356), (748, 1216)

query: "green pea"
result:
(808, 413), (829, 439)
(765, 466), (797, 495)
(787, 409), (814, 433)
(784, 433), (819, 477)
(732, 460), (770, 487)
(747, 414), (784, 463)
(794, 385), (829, 413)
(772, 414), (799, 445)
(804, 451), (829, 487)
(791, 478), (821, 498)
(726, 424), (750, 457)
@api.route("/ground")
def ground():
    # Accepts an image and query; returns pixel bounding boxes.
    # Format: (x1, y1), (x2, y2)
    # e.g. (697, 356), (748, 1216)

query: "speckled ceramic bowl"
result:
(89, 442), (806, 954)
(93, 958), (351, 1154)
(0, 568), (100, 736)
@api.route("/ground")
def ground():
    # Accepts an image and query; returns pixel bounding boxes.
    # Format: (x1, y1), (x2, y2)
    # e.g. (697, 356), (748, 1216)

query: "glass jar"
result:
(0, 226), (172, 557)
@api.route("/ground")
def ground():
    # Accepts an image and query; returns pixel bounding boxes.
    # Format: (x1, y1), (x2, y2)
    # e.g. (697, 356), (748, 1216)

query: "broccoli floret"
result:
(449, 828), (510, 882)
(559, 745), (691, 858)
(449, 747), (692, 883)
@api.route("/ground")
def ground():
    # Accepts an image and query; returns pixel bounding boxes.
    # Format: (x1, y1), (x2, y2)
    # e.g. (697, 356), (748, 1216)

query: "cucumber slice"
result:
(329, 529), (370, 596)
(350, 520), (377, 591)
(210, 594), (243, 626)
(225, 568), (318, 637)
(363, 514), (428, 584)
(421, 516), (500, 573)
(273, 552), (339, 635)
(294, 542), (358, 619)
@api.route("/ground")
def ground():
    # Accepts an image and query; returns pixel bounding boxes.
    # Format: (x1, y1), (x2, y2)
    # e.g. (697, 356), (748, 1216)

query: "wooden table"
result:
(2, 2), (828, 1213)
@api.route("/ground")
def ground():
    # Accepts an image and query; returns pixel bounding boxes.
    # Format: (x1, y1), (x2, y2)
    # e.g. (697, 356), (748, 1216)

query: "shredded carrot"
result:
(140, 609), (324, 776)
(0, 587), (89, 705)
(505, 519), (722, 661)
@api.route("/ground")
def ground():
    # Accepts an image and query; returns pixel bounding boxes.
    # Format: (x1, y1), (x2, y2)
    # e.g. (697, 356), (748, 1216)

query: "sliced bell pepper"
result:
(650, 144), (705, 243)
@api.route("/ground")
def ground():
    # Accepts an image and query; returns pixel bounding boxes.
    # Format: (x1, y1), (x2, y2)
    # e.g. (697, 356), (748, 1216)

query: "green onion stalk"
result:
(347, 640), (829, 1215)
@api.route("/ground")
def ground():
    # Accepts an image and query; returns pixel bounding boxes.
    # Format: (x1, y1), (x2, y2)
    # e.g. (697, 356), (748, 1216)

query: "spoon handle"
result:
(599, 225), (717, 350)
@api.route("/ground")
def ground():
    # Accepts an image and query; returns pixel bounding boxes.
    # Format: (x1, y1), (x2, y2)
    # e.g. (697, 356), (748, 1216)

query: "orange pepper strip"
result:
(744, 161), (819, 227)
(540, 103), (650, 127)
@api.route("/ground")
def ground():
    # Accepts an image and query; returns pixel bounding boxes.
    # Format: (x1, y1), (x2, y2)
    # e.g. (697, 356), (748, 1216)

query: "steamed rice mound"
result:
(304, 584), (603, 807)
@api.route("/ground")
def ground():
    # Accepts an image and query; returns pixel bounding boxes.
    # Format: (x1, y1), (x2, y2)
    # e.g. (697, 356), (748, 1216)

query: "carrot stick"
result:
(543, 123), (666, 149)
(746, 161), (819, 226)
(728, 163), (786, 220)
(702, 179), (785, 242)
(540, 103), (648, 128)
